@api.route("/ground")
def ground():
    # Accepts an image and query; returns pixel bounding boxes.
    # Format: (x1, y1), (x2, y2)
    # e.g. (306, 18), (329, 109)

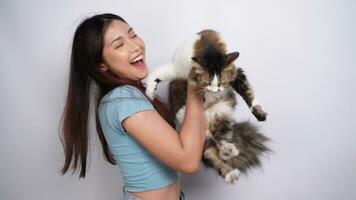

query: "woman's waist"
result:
(128, 180), (181, 200)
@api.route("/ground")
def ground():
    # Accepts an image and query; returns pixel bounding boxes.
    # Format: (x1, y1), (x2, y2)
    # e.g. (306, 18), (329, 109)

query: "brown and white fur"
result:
(146, 29), (271, 183)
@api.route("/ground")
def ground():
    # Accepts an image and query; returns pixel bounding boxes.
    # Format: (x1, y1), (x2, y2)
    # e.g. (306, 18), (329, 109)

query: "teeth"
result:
(131, 55), (143, 63)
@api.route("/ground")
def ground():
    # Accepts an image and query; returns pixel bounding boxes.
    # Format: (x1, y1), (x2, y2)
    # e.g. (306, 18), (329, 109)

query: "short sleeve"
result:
(112, 86), (156, 134)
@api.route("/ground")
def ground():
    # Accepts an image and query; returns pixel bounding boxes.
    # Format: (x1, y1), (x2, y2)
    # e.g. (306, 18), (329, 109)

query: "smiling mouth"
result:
(130, 54), (144, 68)
(130, 54), (143, 63)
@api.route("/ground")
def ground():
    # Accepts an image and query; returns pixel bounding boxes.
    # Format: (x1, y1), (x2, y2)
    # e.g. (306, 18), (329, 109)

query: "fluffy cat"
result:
(145, 29), (271, 183)
(168, 79), (272, 183)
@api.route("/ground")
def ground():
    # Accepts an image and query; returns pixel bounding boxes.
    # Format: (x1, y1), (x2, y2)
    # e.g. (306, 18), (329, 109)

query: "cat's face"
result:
(190, 52), (239, 92)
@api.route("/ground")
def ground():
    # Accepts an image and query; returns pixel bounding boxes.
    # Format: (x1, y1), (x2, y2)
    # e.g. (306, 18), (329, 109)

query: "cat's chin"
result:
(204, 85), (226, 93)
(205, 88), (226, 94)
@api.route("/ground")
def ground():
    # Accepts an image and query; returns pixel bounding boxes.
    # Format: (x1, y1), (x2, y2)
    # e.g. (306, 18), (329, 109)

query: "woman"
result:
(60, 13), (206, 200)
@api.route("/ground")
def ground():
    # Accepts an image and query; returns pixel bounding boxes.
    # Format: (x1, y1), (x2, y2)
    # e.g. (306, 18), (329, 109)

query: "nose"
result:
(128, 40), (140, 53)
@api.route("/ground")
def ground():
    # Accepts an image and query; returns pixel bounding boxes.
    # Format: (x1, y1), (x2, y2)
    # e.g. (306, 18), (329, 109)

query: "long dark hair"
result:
(59, 13), (175, 178)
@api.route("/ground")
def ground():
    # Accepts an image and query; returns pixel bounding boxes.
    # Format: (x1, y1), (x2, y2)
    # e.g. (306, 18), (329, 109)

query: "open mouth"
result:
(130, 54), (144, 67)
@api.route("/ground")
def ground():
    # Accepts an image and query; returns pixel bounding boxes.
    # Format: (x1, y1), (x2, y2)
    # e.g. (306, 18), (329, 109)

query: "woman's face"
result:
(100, 20), (148, 81)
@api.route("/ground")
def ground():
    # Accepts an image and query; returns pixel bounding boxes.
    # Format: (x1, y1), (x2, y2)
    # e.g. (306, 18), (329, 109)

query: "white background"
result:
(1, 0), (355, 199)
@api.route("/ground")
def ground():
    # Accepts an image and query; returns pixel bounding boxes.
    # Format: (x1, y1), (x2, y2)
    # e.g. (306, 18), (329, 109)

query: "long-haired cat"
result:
(145, 29), (271, 183)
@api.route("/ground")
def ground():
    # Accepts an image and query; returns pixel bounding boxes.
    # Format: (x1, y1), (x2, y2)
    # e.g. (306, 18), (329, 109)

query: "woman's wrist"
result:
(186, 83), (204, 109)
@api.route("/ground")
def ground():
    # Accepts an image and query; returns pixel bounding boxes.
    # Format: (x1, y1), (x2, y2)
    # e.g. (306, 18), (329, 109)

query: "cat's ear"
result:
(191, 56), (203, 66)
(225, 52), (240, 65)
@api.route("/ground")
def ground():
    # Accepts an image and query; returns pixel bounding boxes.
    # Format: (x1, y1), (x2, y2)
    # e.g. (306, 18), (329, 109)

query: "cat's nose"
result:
(207, 85), (220, 92)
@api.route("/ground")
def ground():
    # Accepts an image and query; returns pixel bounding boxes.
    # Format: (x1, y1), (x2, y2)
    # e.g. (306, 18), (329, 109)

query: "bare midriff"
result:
(129, 180), (181, 200)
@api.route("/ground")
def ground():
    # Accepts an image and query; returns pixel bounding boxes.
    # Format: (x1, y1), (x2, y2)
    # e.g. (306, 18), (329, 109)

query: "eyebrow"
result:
(110, 27), (134, 45)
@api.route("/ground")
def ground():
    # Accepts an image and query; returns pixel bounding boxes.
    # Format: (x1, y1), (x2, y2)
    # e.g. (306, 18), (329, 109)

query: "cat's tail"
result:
(231, 120), (273, 174)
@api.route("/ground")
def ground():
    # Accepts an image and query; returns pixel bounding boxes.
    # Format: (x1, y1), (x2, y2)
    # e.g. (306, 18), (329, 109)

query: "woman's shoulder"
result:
(101, 85), (146, 103)
(112, 85), (146, 98)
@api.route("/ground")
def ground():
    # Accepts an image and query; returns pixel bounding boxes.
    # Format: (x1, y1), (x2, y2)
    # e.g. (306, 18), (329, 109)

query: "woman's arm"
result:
(177, 81), (206, 171)
(122, 82), (205, 174)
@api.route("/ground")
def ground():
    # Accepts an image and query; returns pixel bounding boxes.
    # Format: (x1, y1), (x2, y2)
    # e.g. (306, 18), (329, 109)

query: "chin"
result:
(135, 74), (148, 82)
(141, 68), (149, 78)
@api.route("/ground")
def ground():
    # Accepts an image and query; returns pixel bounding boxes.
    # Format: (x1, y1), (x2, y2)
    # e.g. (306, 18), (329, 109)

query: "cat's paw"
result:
(219, 140), (240, 160)
(251, 105), (268, 121)
(145, 81), (159, 100)
(224, 168), (240, 184)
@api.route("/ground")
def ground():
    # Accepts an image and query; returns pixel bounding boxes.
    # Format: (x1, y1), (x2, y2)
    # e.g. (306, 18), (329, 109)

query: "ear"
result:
(99, 63), (109, 72)
(191, 56), (203, 66)
(225, 51), (240, 65)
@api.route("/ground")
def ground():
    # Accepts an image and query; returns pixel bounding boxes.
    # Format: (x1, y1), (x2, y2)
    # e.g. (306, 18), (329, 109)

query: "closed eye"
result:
(129, 29), (138, 38)
(115, 44), (124, 49)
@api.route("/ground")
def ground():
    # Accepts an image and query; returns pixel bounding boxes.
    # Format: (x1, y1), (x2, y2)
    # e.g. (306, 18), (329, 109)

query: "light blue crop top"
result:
(98, 85), (181, 192)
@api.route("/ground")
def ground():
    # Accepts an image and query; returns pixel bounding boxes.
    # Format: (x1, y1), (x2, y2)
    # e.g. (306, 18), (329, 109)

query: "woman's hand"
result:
(187, 80), (205, 103)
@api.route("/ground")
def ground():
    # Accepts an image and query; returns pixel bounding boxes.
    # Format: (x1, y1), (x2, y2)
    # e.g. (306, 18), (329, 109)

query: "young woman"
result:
(60, 13), (206, 200)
